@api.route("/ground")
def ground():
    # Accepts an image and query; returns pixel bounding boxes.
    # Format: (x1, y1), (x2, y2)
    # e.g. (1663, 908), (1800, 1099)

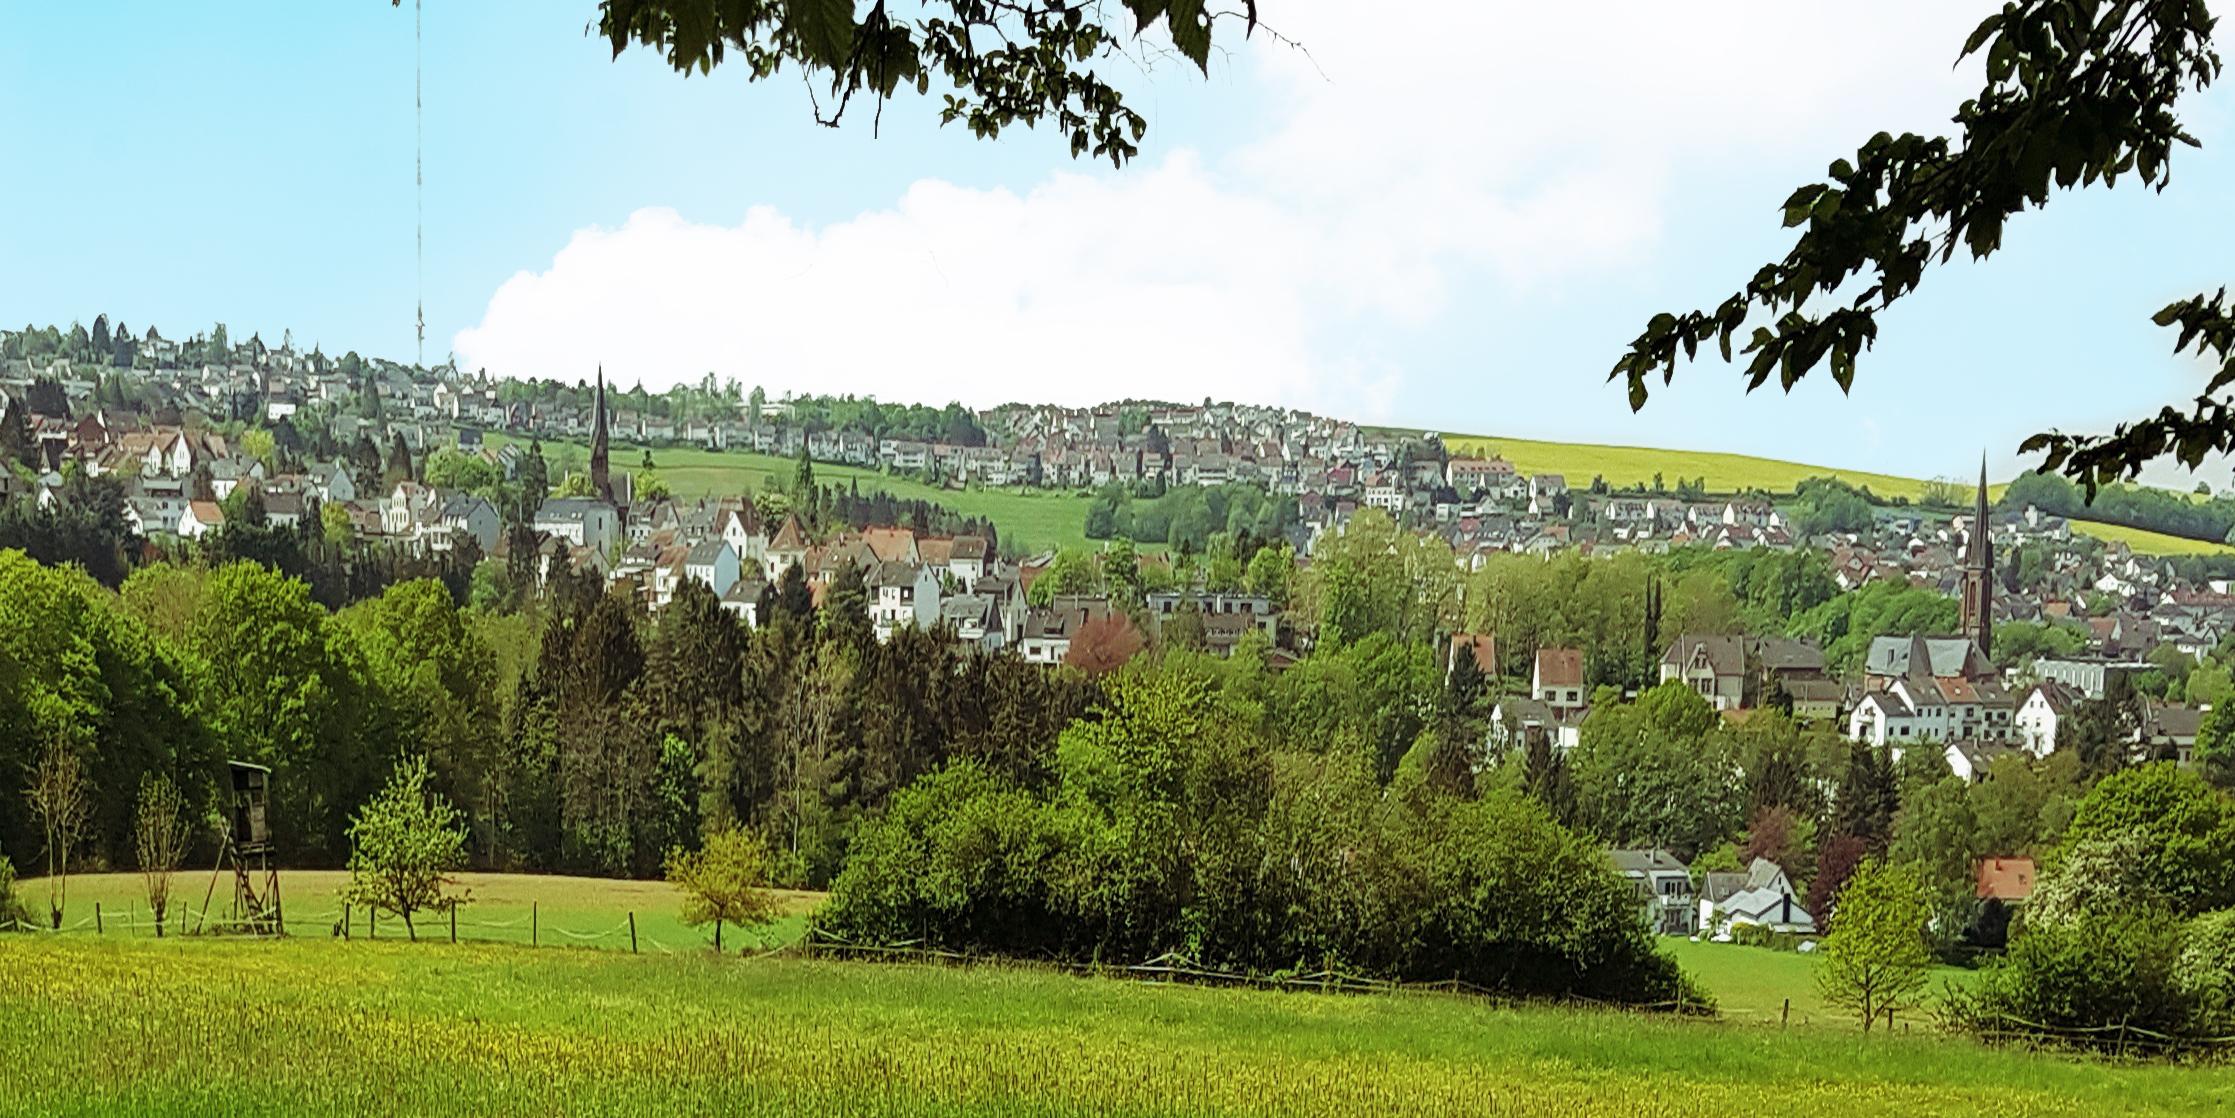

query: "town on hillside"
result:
(2, 322), (2229, 795)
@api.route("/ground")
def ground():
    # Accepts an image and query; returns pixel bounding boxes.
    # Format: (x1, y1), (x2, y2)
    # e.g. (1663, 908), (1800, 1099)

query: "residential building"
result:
(1698, 858), (1815, 936)
(1532, 647), (1586, 715)
(1611, 848), (1695, 936)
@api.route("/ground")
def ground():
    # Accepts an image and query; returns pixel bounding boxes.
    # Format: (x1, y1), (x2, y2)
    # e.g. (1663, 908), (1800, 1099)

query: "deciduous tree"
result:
(666, 825), (781, 952)
(340, 755), (471, 941)
(1817, 858), (1932, 1032)
(134, 773), (189, 936)
(25, 740), (90, 929)
(1617, 2), (2229, 491)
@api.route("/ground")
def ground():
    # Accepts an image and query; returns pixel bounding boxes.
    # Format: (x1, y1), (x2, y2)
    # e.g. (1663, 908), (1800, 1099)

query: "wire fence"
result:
(1, 899), (680, 954)
(1965, 1013), (2235, 1058)
(8, 903), (1705, 1016)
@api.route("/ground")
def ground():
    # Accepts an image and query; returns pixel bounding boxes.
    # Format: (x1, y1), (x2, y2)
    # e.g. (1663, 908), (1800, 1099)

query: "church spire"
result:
(1960, 453), (1993, 659)
(590, 365), (613, 503)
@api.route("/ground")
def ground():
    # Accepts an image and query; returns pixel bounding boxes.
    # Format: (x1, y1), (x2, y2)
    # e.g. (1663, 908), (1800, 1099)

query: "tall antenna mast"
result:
(415, 0), (426, 368)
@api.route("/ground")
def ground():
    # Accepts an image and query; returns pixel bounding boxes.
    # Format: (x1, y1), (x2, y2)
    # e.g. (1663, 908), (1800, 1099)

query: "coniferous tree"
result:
(384, 432), (414, 487)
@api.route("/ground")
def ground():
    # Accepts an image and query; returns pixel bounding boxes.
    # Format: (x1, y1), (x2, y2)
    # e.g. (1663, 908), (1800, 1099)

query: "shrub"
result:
(0, 856), (29, 930)
(2054, 764), (2235, 918)
(1946, 908), (2192, 1046)
(817, 672), (1697, 1006)
(1730, 924), (1812, 952)
(2175, 909), (2235, 1033)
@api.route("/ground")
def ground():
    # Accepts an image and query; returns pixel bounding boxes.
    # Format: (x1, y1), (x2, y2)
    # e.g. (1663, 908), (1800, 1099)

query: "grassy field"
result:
(1664, 938), (1978, 1028)
(2070, 519), (2235, 556)
(36, 874), (1930, 1023)
(492, 433), (1099, 554)
(36, 871), (820, 953)
(4, 936), (2229, 1116)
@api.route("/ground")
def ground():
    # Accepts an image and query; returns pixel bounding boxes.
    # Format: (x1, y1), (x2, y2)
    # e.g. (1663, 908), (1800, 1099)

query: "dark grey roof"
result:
(1609, 848), (1688, 875)
(535, 497), (613, 523)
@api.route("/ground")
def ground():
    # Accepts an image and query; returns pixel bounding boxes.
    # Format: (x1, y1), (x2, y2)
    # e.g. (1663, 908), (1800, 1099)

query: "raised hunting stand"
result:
(195, 761), (283, 935)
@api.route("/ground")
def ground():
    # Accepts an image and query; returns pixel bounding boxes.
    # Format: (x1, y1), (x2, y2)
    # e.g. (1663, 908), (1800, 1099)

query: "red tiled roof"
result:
(1975, 857), (2036, 901)
(1535, 647), (1585, 688)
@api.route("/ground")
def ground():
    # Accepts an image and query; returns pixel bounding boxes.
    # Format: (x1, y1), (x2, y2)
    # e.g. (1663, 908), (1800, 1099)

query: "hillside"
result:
(1437, 432), (1985, 503)
(489, 435), (1099, 554)
(2070, 519), (2235, 557)
(491, 433), (2233, 558)
(8, 937), (2229, 1116)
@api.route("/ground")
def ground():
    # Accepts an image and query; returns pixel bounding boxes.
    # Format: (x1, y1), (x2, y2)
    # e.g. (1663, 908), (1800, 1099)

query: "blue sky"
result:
(6, 2), (2234, 486)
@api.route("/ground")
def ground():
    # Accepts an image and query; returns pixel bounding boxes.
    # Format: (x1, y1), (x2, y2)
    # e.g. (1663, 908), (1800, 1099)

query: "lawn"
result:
(1661, 938), (1978, 1029)
(33, 871), (820, 954)
(491, 433), (1099, 555)
(3, 936), (2229, 1117)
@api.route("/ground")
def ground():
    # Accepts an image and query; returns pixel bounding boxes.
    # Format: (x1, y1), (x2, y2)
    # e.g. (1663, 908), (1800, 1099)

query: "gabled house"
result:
(433, 495), (501, 555)
(1699, 857), (1815, 936)
(938, 593), (1004, 650)
(1660, 634), (1746, 709)
(947, 535), (989, 589)
(177, 499), (225, 540)
(2013, 681), (2082, 756)
(868, 561), (942, 640)
(533, 497), (622, 556)
(683, 539), (742, 598)
(1532, 647), (1587, 715)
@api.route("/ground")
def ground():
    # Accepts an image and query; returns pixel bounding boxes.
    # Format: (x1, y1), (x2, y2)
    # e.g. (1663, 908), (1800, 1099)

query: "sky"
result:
(5, 1), (2234, 486)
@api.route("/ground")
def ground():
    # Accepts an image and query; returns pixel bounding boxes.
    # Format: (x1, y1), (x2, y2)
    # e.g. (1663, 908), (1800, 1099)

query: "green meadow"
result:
(4, 931), (2228, 1117)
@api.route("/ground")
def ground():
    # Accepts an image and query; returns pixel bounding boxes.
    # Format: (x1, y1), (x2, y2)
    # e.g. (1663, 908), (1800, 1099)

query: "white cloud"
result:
(455, 2), (1998, 416)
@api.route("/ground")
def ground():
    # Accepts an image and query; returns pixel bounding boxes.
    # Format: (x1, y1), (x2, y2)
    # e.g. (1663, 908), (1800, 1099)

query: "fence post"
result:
(450, 905), (457, 945)
(96, 903), (103, 935)
(629, 911), (639, 954)
(1781, 998), (1790, 1028)
(532, 902), (538, 948)
(342, 903), (350, 941)
(370, 909), (376, 940)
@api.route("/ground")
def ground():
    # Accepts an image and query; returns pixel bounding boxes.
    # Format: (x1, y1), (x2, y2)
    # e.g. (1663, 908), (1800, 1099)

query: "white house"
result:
(947, 535), (989, 590)
(1699, 858), (1816, 936)
(868, 561), (942, 640)
(682, 539), (742, 598)
(1019, 606), (1090, 664)
(2013, 681), (2082, 757)
(1848, 675), (2016, 751)
(533, 497), (622, 556)
(1532, 647), (1587, 715)
(177, 500), (225, 540)
(939, 593), (1004, 650)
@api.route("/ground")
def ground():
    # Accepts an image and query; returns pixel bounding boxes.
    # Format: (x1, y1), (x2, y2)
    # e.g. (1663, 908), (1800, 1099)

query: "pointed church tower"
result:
(1960, 455), (1993, 659)
(590, 365), (613, 503)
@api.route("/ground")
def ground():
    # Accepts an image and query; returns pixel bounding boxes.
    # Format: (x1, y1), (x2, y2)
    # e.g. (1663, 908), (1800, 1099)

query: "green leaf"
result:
(1126, 0), (1172, 34)
(782, 0), (856, 71)
(1167, 0), (1211, 73)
